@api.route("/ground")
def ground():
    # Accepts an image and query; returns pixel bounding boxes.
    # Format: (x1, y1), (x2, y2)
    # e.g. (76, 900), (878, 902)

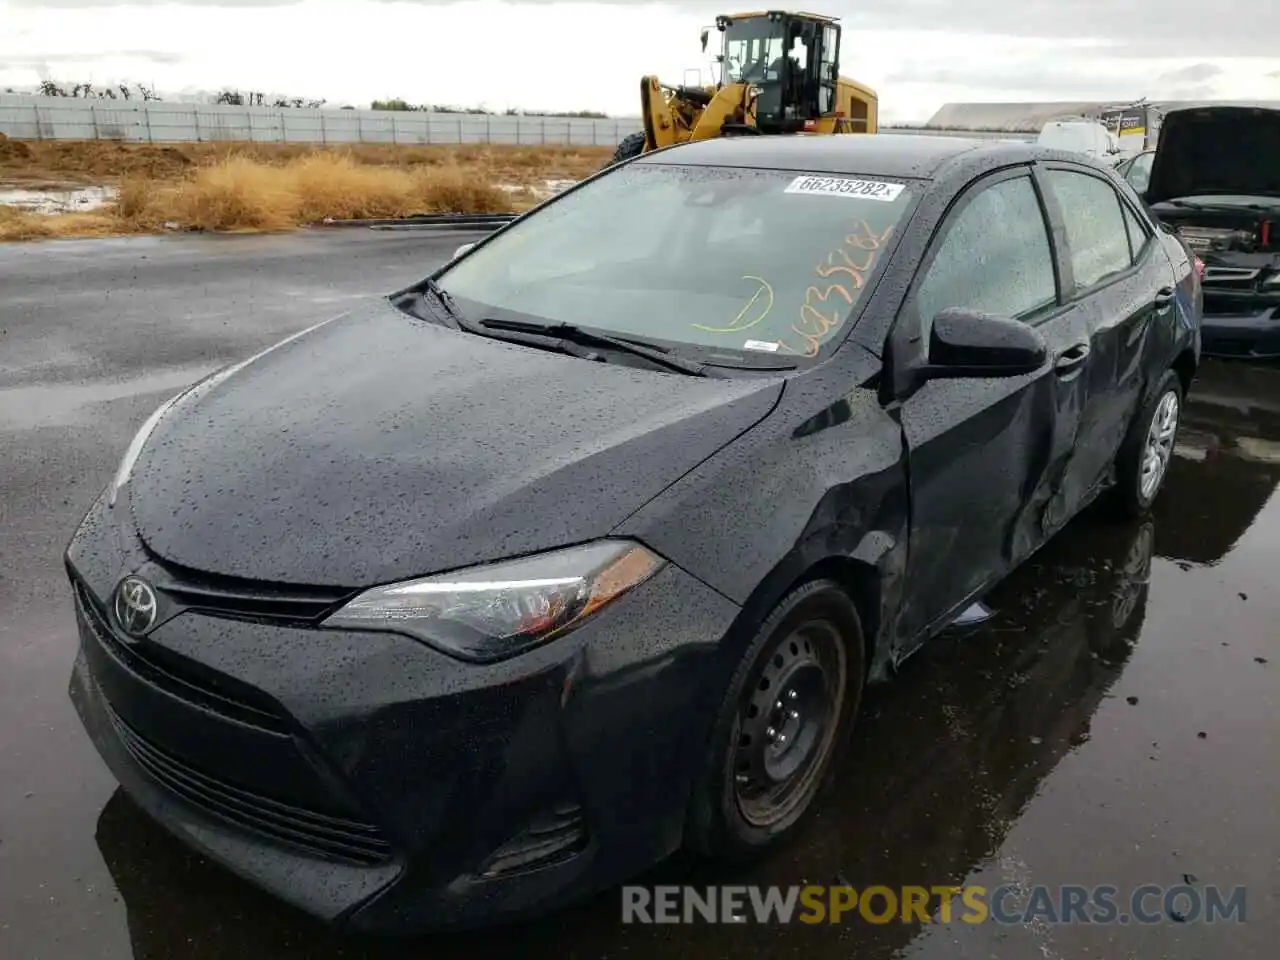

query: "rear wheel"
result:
(685, 579), (865, 862)
(603, 132), (646, 169)
(1112, 367), (1183, 517)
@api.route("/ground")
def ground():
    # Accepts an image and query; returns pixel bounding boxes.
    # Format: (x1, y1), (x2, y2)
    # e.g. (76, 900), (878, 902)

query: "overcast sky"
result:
(3, 0), (1280, 122)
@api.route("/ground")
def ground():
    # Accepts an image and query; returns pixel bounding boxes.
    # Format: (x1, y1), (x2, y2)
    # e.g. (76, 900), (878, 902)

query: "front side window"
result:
(915, 174), (1058, 332)
(1044, 169), (1133, 290)
(437, 164), (917, 361)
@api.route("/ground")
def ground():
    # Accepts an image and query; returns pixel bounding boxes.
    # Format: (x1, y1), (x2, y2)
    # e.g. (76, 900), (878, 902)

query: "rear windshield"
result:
(436, 162), (918, 361)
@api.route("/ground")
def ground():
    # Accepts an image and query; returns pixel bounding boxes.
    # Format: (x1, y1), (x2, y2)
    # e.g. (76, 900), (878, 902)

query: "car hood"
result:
(1146, 106), (1280, 205)
(126, 297), (783, 587)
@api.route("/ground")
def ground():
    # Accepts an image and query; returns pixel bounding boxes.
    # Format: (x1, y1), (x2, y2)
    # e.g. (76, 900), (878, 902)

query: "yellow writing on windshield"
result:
(779, 221), (896, 358)
(693, 275), (775, 334)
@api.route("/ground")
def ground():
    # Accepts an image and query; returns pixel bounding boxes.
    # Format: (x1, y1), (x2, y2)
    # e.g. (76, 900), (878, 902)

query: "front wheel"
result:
(1113, 368), (1183, 517)
(685, 579), (865, 863)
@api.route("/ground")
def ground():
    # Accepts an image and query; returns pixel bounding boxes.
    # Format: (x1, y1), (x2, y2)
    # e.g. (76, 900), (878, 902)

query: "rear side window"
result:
(1044, 169), (1133, 290)
(1121, 203), (1151, 261)
(915, 174), (1057, 329)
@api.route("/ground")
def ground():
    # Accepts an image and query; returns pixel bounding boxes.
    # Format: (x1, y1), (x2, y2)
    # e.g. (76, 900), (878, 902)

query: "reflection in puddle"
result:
(496, 178), (578, 201)
(0, 185), (118, 214)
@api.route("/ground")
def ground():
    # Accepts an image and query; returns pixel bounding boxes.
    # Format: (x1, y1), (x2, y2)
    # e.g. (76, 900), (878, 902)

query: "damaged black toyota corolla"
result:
(65, 134), (1201, 934)
(1142, 104), (1280, 359)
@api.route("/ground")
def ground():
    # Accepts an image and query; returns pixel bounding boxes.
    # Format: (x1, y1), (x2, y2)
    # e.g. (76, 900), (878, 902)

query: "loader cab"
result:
(715, 10), (840, 133)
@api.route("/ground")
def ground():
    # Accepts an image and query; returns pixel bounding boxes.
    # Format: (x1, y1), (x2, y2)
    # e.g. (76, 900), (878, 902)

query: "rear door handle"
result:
(1054, 342), (1090, 375)
(1153, 286), (1176, 309)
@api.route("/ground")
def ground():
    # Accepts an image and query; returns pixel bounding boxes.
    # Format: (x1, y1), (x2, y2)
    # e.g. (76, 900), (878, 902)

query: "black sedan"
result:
(65, 133), (1202, 934)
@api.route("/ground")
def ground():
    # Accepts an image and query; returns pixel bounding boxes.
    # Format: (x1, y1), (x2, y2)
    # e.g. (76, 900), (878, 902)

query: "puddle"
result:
(0, 185), (117, 215)
(0, 362), (217, 429)
(496, 178), (579, 200)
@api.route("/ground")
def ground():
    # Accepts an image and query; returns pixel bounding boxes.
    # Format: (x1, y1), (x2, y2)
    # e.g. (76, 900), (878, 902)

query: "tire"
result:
(685, 579), (866, 863)
(1112, 368), (1183, 518)
(603, 132), (646, 170)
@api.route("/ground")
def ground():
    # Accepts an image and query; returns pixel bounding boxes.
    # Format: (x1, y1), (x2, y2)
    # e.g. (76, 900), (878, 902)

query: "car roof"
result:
(634, 133), (1067, 180)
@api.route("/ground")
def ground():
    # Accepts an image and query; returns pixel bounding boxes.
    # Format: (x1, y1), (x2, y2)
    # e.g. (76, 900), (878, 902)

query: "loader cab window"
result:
(722, 18), (787, 84)
(818, 24), (839, 115)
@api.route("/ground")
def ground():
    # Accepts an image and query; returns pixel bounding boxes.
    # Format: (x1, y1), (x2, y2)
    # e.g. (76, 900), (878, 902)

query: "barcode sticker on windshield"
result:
(784, 175), (904, 202)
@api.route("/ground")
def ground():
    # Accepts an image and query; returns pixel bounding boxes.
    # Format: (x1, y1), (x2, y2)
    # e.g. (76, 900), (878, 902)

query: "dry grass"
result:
(0, 137), (610, 187)
(0, 137), (612, 241)
(0, 205), (120, 241)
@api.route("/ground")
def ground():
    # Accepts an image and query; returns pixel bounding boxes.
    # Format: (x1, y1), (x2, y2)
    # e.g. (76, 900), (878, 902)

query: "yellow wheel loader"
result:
(607, 9), (879, 168)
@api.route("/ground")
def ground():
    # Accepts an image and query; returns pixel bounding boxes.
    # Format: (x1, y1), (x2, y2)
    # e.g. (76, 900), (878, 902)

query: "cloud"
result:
(882, 58), (1222, 102)
(3, 1), (1279, 122)
(1164, 84), (1219, 101)
(7, 0), (1280, 60)
(0, 50), (185, 66)
(1157, 63), (1223, 84)
(14, 0), (1275, 57)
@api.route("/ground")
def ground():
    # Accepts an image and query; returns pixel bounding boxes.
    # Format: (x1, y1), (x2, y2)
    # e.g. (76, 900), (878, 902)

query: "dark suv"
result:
(1141, 105), (1280, 359)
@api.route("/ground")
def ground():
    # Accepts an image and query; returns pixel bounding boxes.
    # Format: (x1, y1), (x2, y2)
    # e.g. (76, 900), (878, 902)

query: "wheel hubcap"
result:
(732, 620), (845, 828)
(1140, 390), (1179, 501)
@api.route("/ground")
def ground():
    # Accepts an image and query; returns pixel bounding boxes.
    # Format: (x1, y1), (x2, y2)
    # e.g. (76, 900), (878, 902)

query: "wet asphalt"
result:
(1, 230), (1276, 959)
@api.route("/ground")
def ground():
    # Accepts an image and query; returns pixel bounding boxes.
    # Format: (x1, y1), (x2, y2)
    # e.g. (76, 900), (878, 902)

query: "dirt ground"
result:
(0, 135), (613, 241)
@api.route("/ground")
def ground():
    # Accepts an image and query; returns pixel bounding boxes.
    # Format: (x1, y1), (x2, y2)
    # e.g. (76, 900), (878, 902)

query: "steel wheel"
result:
(730, 618), (847, 829)
(1139, 389), (1180, 502)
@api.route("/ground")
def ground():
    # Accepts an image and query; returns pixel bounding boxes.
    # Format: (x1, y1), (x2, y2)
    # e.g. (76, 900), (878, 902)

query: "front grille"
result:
(148, 560), (356, 625)
(74, 581), (290, 734)
(1202, 266), (1262, 288)
(104, 701), (393, 866)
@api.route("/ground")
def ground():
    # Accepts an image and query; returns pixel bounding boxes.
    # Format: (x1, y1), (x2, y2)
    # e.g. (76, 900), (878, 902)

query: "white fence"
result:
(0, 96), (1040, 148)
(0, 96), (644, 147)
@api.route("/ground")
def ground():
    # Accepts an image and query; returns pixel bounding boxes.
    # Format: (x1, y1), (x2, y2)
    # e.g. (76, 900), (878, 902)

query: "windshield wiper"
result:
(420, 277), (467, 325)
(478, 318), (713, 377)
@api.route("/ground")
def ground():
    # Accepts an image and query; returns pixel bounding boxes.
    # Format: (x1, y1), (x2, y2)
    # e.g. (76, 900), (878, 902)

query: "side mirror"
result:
(921, 307), (1048, 379)
(701, 29), (709, 52)
(452, 242), (476, 260)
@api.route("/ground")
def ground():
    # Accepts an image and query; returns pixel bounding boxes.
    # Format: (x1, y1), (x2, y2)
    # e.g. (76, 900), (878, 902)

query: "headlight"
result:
(322, 540), (666, 662)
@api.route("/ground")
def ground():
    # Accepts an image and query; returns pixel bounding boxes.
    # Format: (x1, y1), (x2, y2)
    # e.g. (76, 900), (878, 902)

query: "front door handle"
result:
(1153, 286), (1176, 309)
(1054, 342), (1091, 375)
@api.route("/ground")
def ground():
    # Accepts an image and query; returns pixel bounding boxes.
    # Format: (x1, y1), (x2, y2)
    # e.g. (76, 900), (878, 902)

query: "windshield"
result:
(435, 163), (917, 362)
(722, 18), (787, 84)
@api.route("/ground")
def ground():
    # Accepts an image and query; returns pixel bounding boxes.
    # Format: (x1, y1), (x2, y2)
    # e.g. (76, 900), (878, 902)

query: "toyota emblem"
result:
(114, 575), (158, 638)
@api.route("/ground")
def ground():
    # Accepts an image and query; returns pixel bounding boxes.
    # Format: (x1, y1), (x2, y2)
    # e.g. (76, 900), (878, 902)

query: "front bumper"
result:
(1200, 288), (1280, 359)
(66, 494), (741, 934)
